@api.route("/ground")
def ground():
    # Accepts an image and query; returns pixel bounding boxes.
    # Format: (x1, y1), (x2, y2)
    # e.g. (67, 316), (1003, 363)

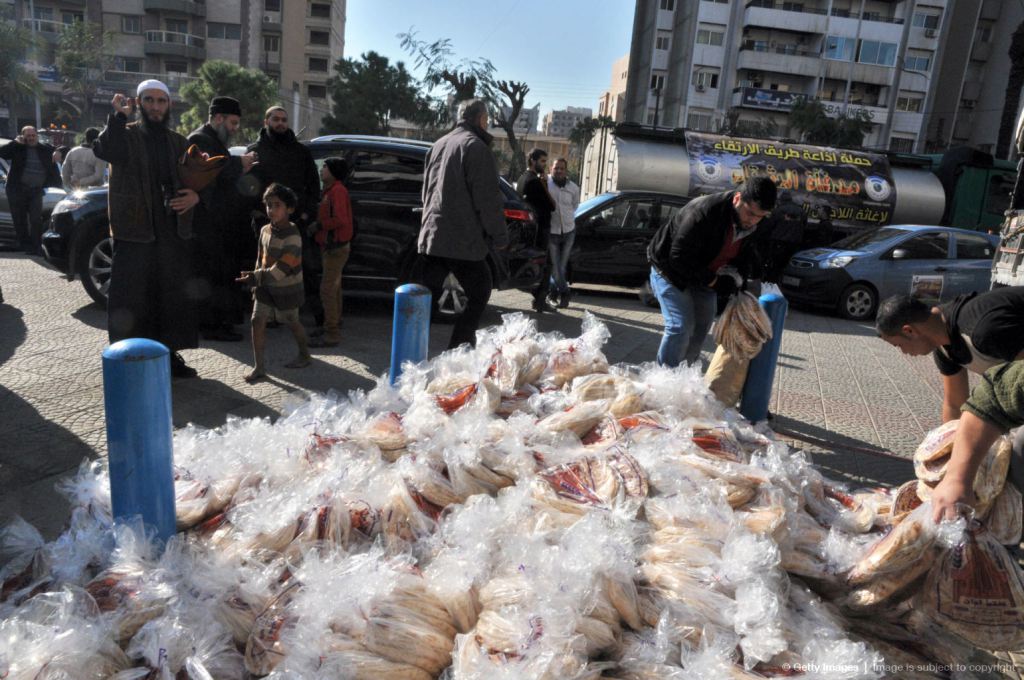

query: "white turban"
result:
(136, 79), (170, 98)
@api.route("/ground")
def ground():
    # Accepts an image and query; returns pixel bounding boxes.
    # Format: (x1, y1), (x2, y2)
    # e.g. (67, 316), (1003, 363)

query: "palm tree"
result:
(996, 21), (1024, 159)
(0, 9), (39, 137)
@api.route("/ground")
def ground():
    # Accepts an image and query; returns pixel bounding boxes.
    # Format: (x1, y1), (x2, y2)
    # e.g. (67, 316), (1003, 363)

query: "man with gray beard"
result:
(188, 96), (259, 341)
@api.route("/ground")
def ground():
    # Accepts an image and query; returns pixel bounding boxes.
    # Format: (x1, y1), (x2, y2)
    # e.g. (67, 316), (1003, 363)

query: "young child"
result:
(309, 156), (353, 348)
(237, 183), (311, 383)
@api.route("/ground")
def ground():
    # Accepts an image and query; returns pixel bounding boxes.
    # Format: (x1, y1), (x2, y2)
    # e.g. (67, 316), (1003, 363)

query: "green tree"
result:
(320, 51), (428, 135)
(716, 108), (779, 139)
(55, 20), (114, 129)
(0, 7), (39, 137)
(788, 97), (873, 147)
(178, 60), (277, 141)
(568, 115), (615, 179)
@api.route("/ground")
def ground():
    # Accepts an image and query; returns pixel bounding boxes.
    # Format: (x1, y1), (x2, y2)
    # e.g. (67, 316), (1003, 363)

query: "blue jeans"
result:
(548, 230), (575, 296)
(650, 267), (717, 367)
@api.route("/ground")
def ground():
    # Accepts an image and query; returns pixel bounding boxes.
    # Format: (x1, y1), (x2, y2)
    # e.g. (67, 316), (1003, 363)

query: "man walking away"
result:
(547, 158), (580, 308)
(93, 79), (202, 378)
(416, 98), (508, 350)
(648, 176), (776, 368)
(517, 147), (556, 313)
(0, 126), (61, 254)
(248, 106), (321, 327)
(188, 96), (258, 342)
(61, 128), (108, 190)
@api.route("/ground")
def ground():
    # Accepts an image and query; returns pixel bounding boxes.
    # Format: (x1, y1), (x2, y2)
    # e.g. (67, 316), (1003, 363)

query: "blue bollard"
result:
(390, 283), (432, 385)
(102, 338), (176, 543)
(739, 293), (788, 423)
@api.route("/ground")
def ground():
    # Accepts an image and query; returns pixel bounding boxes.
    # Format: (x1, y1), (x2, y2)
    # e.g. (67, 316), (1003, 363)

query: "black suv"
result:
(42, 134), (545, 316)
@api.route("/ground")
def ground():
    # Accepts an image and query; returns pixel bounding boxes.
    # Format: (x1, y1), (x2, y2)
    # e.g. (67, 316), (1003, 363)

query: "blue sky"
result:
(343, 1), (635, 122)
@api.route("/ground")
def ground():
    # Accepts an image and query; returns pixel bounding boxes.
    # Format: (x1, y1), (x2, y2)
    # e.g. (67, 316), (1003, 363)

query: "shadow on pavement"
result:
(71, 301), (108, 330)
(0, 304), (93, 539)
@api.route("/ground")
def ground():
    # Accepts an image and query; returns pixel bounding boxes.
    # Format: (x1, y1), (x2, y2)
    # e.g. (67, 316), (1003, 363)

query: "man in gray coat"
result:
(416, 99), (508, 349)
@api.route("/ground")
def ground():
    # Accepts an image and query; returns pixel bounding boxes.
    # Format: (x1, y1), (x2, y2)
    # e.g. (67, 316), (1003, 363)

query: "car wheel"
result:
(837, 283), (877, 320)
(434, 273), (468, 322)
(78, 225), (112, 308)
(638, 280), (659, 307)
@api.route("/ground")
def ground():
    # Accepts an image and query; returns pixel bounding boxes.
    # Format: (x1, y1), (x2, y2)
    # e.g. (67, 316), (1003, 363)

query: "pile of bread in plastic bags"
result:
(1, 312), (1022, 679)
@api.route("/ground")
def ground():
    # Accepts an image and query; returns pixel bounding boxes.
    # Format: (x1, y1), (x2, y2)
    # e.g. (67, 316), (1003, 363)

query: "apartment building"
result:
(542, 106), (593, 138)
(6, 0), (344, 136)
(498, 103), (542, 136)
(620, 0), (1019, 155)
(597, 54), (630, 122)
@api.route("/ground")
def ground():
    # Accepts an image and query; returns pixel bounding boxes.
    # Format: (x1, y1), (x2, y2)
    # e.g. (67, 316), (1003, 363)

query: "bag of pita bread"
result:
(917, 520), (1024, 651)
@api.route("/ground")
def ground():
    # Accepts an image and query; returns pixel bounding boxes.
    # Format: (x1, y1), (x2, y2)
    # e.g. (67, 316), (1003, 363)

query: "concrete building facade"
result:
(620, 0), (1020, 156)
(500, 102), (541, 135)
(598, 54), (630, 122)
(6, 0), (344, 136)
(542, 105), (593, 138)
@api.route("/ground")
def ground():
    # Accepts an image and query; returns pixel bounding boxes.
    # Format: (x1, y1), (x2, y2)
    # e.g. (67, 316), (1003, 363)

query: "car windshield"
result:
(577, 194), (615, 215)
(831, 227), (906, 250)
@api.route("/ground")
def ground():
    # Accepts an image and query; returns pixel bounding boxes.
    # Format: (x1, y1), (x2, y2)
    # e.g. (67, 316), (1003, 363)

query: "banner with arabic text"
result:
(684, 132), (896, 228)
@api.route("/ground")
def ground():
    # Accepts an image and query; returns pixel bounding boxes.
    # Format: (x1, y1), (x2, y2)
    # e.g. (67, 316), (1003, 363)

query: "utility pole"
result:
(27, 0), (41, 128)
(652, 87), (662, 129)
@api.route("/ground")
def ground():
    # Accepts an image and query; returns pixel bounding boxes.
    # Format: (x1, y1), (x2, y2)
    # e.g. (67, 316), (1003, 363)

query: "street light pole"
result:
(27, 0), (41, 128)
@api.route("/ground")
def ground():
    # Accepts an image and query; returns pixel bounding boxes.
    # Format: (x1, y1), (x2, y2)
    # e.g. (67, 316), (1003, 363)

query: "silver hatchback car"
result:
(779, 225), (999, 320)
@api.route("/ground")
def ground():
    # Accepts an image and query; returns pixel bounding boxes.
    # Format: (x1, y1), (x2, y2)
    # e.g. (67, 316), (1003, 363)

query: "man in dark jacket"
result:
(648, 176), (776, 367)
(247, 106), (321, 325)
(188, 96), (259, 341)
(516, 147), (556, 313)
(758, 190), (806, 282)
(93, 79), (201, 378)
(416, 98), (508, 350)
(0, 126), (61, 254)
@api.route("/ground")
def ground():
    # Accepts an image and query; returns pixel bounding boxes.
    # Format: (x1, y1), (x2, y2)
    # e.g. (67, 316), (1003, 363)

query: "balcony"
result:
(737, 43), (821, 78)
(262, 10), (282, 32)
(144, 31), (205, 59)
(744, 3), (828, 34)
(21, 18), (66, 42)
(731, 86), (802, 111)
(103, 70), (197, 92)
(144, 0), (206, 16)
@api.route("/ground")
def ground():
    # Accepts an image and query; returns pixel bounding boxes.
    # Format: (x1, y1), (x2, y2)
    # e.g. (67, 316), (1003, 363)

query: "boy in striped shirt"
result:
(237, 183), (311, 382)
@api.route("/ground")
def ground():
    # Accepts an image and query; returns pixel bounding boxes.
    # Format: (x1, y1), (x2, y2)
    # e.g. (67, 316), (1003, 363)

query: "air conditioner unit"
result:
(925, 28), (937, 37)
(263, 14), (272, 22)
(696, 84), (706, 92)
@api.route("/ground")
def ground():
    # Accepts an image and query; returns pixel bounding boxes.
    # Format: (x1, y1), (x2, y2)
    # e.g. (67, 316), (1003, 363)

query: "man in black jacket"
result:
(188, 96), (259, 341)
(648, 176), (776, 367)
(247, 106), (322, 325)
(516, 147), (556, 313)
(0, 126), (61, 254)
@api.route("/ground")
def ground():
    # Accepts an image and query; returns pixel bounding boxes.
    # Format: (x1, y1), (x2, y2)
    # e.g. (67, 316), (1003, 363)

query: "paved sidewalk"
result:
(1, 251), (934, 536)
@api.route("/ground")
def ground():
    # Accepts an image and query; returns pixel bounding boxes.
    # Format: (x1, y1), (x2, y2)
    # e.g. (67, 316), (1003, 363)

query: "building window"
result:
(660, 0), (675, 9)
(656, 35), (670, 50)
(115, 57), (143, 72)
(33, 6), (53, 20)
(650, 74), (665, 91)
(824, 36), (855, 61)
(166, 18), (188, 34)
(310, 3), (331, 18)
(310, 30), (329, 45)
(895, 94), (923, 112)
(911, 12), (941, 29)
(904, 51), (932, 72)
(265, 0), (281, 10)
(165, 61), (189, 74)
(692, 69), (720, 90)
(62, 11), (83, 24)
(976, 23), (993, 43)
(701, 0), (729, 3)
(308, 57), (329, 72)
(696, 26), (725, 46)
(308, 83), (327, 99)
(264, 35), (280, 52)
(121, 15), (141, 34)
(207, 23), (241, 40)
(857, 40), (897, 66)
(687, 111), (714, 131)
(961, 98), (977, 109)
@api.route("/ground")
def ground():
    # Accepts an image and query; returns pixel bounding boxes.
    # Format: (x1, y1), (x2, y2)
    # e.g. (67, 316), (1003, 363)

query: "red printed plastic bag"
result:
(918, 521), (1024, 651)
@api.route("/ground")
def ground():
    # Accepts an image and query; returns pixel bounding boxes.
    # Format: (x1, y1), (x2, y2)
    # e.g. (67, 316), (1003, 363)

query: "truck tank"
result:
(582, 132), (946, 227)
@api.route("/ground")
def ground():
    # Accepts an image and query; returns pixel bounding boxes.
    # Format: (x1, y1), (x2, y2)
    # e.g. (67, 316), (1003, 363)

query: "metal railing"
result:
(744, 1), (904, 22)
(739, 40), (817, 57)
(22, 18), (68, 33)
(144, 30), (205, 48)
(103, 70), (197, 90)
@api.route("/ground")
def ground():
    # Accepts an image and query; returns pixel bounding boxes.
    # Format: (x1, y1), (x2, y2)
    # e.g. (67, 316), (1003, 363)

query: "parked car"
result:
(43, 135), (546, 314)
(568, 190), (690, 304)
(0, 141), (66, 249)
(778, 225), (999, 320)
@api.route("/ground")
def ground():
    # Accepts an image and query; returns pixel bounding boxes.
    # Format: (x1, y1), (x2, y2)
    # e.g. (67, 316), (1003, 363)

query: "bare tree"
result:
(493, 80), (530, 179)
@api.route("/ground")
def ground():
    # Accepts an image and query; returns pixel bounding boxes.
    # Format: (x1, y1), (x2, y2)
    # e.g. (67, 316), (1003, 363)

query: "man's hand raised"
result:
(111, 94), (134, 117)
